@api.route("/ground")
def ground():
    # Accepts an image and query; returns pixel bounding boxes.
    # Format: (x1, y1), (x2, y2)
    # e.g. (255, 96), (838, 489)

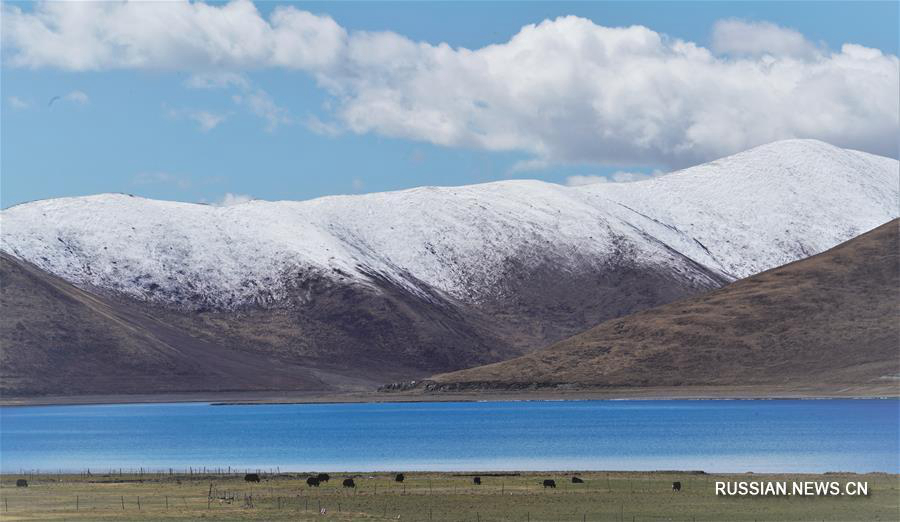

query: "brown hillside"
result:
(0, 252), (336, 396)
(0, 247), (717, 397)
(432, 220), (900, 390)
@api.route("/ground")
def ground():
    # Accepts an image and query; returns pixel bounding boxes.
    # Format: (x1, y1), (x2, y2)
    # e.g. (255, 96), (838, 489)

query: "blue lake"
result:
(1, 400), (897, 474)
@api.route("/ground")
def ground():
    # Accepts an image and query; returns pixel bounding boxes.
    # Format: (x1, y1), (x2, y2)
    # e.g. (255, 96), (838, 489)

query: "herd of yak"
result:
(12, 475), (682, 491)
(241, 473), (596, 490)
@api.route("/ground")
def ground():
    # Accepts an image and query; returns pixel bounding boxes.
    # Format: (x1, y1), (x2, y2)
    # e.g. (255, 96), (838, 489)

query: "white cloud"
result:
(305, 115), (341, 136)
(3, 3), (898, 167)
(215, 192), (253, 206)
(712, 19), (821, 60)
(232, 89), (290, 131)
(189, 110), (226, 131)
(165, 106), (227, 131)
(324, 18), (898, 167)
(7, 96), (30, 109)
(0, 0), (345, 71)
(187, 72), (290, 132)
(565, 170), (665, 186)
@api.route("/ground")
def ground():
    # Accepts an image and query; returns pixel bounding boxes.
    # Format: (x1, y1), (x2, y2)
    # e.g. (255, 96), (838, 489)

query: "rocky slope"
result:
(428, 219), (900, 391)
(1, 139), (897, 396)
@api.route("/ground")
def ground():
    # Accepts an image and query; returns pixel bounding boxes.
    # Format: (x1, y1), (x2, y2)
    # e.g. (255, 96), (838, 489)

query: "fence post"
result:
(121, 496), (124, 510)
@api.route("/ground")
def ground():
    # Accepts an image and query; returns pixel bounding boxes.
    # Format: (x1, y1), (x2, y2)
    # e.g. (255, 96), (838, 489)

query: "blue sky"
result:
(2, 1), (898, 208)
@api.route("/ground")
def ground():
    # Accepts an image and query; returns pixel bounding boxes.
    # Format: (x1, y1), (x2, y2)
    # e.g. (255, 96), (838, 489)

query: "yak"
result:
(572, 477), (584, 484)
(394, 473), (405, 482)
(473, 476), (481, 485)
(672, 481), (682, 492)
(542, 479), (556, 488)
(306, 476), (320, 487)
(343, 478), (356, 488)
(16, 479), (28, 487)
(244, 473), (260, 483)
(317, 473), (330, 483)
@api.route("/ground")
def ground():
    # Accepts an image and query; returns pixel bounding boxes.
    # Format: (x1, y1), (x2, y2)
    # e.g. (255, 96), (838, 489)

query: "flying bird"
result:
(47, 95), (61, 107)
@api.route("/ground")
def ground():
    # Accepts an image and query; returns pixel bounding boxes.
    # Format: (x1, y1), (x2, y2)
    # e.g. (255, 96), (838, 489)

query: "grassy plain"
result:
(0, 471), (896, 521)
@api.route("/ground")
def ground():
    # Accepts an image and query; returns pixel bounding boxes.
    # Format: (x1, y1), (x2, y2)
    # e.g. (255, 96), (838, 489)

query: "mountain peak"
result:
(1, 141), (897, 311)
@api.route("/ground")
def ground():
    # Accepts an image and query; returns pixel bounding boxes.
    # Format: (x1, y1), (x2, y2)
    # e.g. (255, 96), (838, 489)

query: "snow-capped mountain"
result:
(1, 139), (897, 396)
(2, 140), (896, 310)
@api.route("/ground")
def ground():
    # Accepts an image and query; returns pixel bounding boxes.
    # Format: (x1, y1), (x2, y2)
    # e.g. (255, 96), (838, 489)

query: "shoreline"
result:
(2, 384), (897, 407)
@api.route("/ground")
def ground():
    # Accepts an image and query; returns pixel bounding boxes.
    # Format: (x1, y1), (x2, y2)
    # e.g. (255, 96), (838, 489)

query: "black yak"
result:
(543, 479), (556, 488)
(15, 479), (27, 487)
(672, 481), (682, 492)
(395, 473), (405, 482)
(244, 473), (260, 483)
(572, 476), (584, 484)
(473, 476), (481, 485)
(317, 473), (330, 483)
(307, 476), (320, 487)
(342, 478), (356, 488)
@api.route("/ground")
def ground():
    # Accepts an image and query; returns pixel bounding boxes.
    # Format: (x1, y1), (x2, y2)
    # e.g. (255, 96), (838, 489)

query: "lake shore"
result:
(2, 470), (897, 521)
(2, 383), (897, 407)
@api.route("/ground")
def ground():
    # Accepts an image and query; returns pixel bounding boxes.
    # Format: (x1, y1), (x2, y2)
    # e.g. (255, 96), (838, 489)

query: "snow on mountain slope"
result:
(585, 139), (899, 279)
(1, 140), (897, 310)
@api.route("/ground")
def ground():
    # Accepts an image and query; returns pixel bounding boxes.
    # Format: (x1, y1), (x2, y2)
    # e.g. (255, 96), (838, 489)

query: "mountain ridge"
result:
(1, 139), (897, 397)
(4, 140), (895, 311)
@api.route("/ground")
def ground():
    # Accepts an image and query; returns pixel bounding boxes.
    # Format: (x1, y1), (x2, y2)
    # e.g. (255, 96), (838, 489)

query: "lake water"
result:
(1, 399), (897, 474)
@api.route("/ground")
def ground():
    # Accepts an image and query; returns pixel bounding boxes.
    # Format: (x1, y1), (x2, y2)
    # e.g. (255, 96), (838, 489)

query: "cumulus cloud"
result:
(215, 193), (254, 206)
(0, 0), (345, 71)
(324, 18), (898, 167)
(565, 170), (665, 186)
(3, 2), (898, 167)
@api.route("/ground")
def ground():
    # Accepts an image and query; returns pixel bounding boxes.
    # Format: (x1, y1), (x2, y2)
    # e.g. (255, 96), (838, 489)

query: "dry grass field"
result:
(0, 471), (897, 521)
